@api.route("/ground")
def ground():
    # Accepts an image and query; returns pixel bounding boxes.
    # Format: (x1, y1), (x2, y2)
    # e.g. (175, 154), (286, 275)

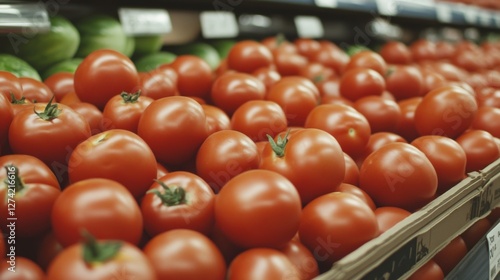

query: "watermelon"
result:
(41, 58), (83, 80)
(175, 42), (221, 70)
(0, 54), (41, 81)
(134, 52), (176, 72)
(133, 35), (164, 57)
(123, 36), (136, 58)
(75, 15), (128, 58)
(211, 40), (236, 59)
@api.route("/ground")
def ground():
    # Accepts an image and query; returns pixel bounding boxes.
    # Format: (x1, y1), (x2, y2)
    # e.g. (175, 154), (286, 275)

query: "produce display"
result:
(1, 13), (500, 280)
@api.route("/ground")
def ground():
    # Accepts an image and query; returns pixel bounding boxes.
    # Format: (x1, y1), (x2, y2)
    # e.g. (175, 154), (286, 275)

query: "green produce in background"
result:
(0, 54), (41, 81)
(0, 16), (80, 72)
(211, 39), (236, 59)
(75, 15), (129, 58)
(345, 45), (371, 56)
(134, 51), (176, 72)
(175, 42), (221, 70)
(123, 36), (136, 58)
(42, 58), (83, 80)
(133, 35), (164, 57)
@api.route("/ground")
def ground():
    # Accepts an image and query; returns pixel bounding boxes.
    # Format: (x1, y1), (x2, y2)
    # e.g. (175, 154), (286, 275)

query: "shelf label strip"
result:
(118, 8), (172, 36)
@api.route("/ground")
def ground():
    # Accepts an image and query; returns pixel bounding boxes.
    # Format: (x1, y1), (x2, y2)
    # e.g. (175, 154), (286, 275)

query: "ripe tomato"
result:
(433, 236), (468, 275)
(9, 99), (91, 179)
(274, 52), (308, 76)
(47, 237), (156, 280)
(260, 128), (345, 205)
(228, 248), (298, 280)
(74, 49), (140, 110)
(169, 55), (213, 99)
(343, 152), (360, 185)
(379, 41), (412, 65)
(196, 130), (260, 192)
(339, 68), (386, 102)
(385, 65), (424, 100)
(68, 102), (104, 135)
(435, 41), (456, 60)
(452, 48), (485, 72)
(317, 77), (341, 98)
(461, 218), (492, 249)
(266, 76), (320, 127)
(395, 97), (422, 142)
(305, 103), (371, 159)
(202, 104), (231, 135)
(227, 40), (274, 73)
(230, 100), (287, 142)
(411, 136), (467, 194)
(335, 182), (376, 211)
(374, 207), (411, 234)
(141, 171), (215, 237)
(294, 38), (321, 60)
(344, 50), (387, 76)
(0, 256), (45, 280)
(353, 95), (401, 133)
(59, 91), (81, 105)
(51, 178), (143, 247)
(252, 67), (281, 91)
(138, 96), (208, 167)
(101, 92), (153, 134)
(210, 224), (245, 265)
(20, 77), (53, 103)
(0, 94), (13, 150)
(310, 43), (350, 75)
(420, 69), (447, 95)
(215, 169), (302, 248)
(456, 129), (500, 172)
(68, 129), (157, 199)
(407, 260), (444, 280)
(0, 155), (60, 238)
(211, 72), (266, 116)
(299, 192), (379, 270)
(299, 63), (335, 83)
(414, 85), (478, 138)
(43, 72), (75, 102)
(359, 142), (438, 211)
(475, 87), (500, 108)
(427, 62), (468, 82)
(36, 231), (63, 271)
(0, 71), (22, 101)
(138, 69), (178, 100)
(410, 39), (437, 62)
(280, 239), (319, 280)
(356, 132), (408, 167)
(471, 106), (500, 138)
(9, 96), (33, 117)
(143, 229), (226, 280)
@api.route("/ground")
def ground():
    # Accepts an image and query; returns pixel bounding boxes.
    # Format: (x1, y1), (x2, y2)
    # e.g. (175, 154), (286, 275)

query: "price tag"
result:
(487, 222), (500, 280)
(462, 6), (478, 24)
(200, 11), (238, 39)
(478, 10), (492, 27)
(375, 0), (398, 16)
(436, 4), (452, 23)
(0, 3), (50, 34)
(118, 8), (172, 36)
(314, 0), (338, 8)
(294, 16), (324, 39)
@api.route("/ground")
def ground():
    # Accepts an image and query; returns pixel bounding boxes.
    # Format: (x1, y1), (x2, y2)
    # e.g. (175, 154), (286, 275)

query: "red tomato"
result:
(227, 40), (274, 73)
(9, 95), (33, 117)
(138, 96), (209, 167)
(420, 69), (447, 95)
(47, 237), (155, 280)
(74, 49), (140, 110)
(202, 104), (231, 135)
(262, 35), (298, 54)
(310, 43), (350, 75)
(461, 218), (492, 250)
(51, 178), (143, 247)
(344, 50), (387, 76)
(343, 152), (360, 186)
(169, 55), (213, 99)
(452, 48), (485, 72)
(435, 41), (456, 60)
(230, 100), (287, 142)
(476, 87), (500, 108)
(59, 91), (81, 105)
(488, 207), (500, 225)
(210, 225), (245, 265)
(196, 130), (260, 192)
(36, 231), (63, 271)
(335, 182), (376, 211)
(156, 162), (169, 179)
(260, 128), (345, 205)
(428, 62), (468, 82)
(0, 71), (22, 101)
(414, 85), (478, 138)
(138, 69), (178, 100)
(353, 95), (402, 133)
(68, 129), (157, 199)
(305, 103), (371, 159)
(407, 260), (444, 280)
(252, 67), (281, 91)
(141, 171), (215, 237)
(0, 256), (45, 280)
(0, 94), (13, 150)
(101, 91), (153, 134)
(359, 142), (438, 211)
(19, 77), (53, 103)
(215, 169), (302, 248)
(411, 135), (467, 194)
(395, 97), (422, 142)
(379, 41), (412, 65)
(374, 207), (411, 234)
(280, 239), (319, 280)
(456, 129), (500, 172)
(433, 236), (468, 275)
(143, 229), (226, 280)
(356, 132), (407, 167)
(385, 65), (424, 100)
(211, 72), (266, 116)
(410, 39), (438, 62)
(471, 106), (500, 138)
(228, 248), (299, 280)
(299, 192), (379, 270)
(316, 77), (340, 98)
(299, 63), (335, 83)
(294, 38), (321, 60)
(68, 102), (104, 135)
(274, 52), (308, 76)
(43, 72), (75, 102)
(339, 68), (386, 102)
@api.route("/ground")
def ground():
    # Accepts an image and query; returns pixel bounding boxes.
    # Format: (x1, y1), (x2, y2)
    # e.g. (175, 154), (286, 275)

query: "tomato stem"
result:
(3, 165), (25, 192)
(34, 95), (61, 121)
(148, 180), (187, 206)
(81, 230), (122, 264)
(10, 93), (27, 104)
(312, 75), (324, 84)
(275, 33), (287, 47)
(120, 91), (141, 103)
(266, 129), (291, 158)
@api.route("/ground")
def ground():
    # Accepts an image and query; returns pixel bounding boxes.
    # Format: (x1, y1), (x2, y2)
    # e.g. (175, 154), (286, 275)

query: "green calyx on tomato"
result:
(120, 91), (141, 103)
(275, 33), (287, 46)
(148, 180), (187, 206)
(3, 165), (24, 192)
(10, 93), (27, 104)
(266, 130), (291, 158)
(81, 230), (122, 265)
(34, 96), (61, 121)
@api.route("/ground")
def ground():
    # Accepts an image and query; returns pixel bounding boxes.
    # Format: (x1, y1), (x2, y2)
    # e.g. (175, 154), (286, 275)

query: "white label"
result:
(495, 13), (500, 28)
(462, 6), (478, 24)
(479, 10), (492, 27)
(294, 16), (324, 39)
(200, 11), (239, 39)
(436, 4), (452, 23)
(487, 222), (500, 280)
(314, 0), (338, 8)
(118, 8), (172, 36)
(376, 0), (398, 16)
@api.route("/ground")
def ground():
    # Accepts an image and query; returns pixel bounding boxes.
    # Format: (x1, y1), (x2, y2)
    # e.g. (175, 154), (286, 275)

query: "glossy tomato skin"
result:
(138, 96), (209, 167)
(343, 152), (360, 186)
(379, 41), (412, 65)
(280, 239), (319, 280)
(420, 69), (447, 96)
(169, 55), (213, 99)
(143, 229), (226, 280)
(227, 40), (274, 73)
(310, 43), (350, 75)
(228, 248), (298, 280)
(305, 103), (371, 159)
(215, 169), (302, 249)
(461, 218), (492, 250)
(0, 256), (45, 280)
(414, 85), (478, 138)
(471, 106), (500, 138)
(141, 171), (215, 237)
(356, 132), (408, 167)
(299, 62), (334, 83)
(51, 178), (143, 247)
(20, 77), (54, 103)
(68, 129), (157, 199)
(456, 130), (500, 172)
(36, 231), (63, 271)
(59, 91), (80, 106)
(359, 142), (438, 211)
(353, 95), (402, 133)
(252, 67), (281, 91)
(374, 207), (411, 234)
(274, 52), (308, 77)
(101, 92), (154, 134)
(410, 39), (438, 62)
(294, 38), (321, 60)
(260, 128), (345, 205)
(406, 260), (444, 280)
(335, 182), (376, 211)
(138, 69), (178, 100)
(202, 104), (231, 135)
(339, 68), (386, 102)
(0, 94), (13, 150)
(385, 65), (424, 100)
(395, 97), (422, 142)
(211, 72), (266, 116)
(299, 192), (379, 271)
(344, 50), (387, 76)
(196, 130), (260, 192)
(411, 136), (467, 194)
(43, 72), (75, 102)
(433, 236), (468, 275)
(74, 49), (140, 110)
(0, 71), (22, 101)
(68, 102), (104, 135)
(47, 241), (156, 280)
